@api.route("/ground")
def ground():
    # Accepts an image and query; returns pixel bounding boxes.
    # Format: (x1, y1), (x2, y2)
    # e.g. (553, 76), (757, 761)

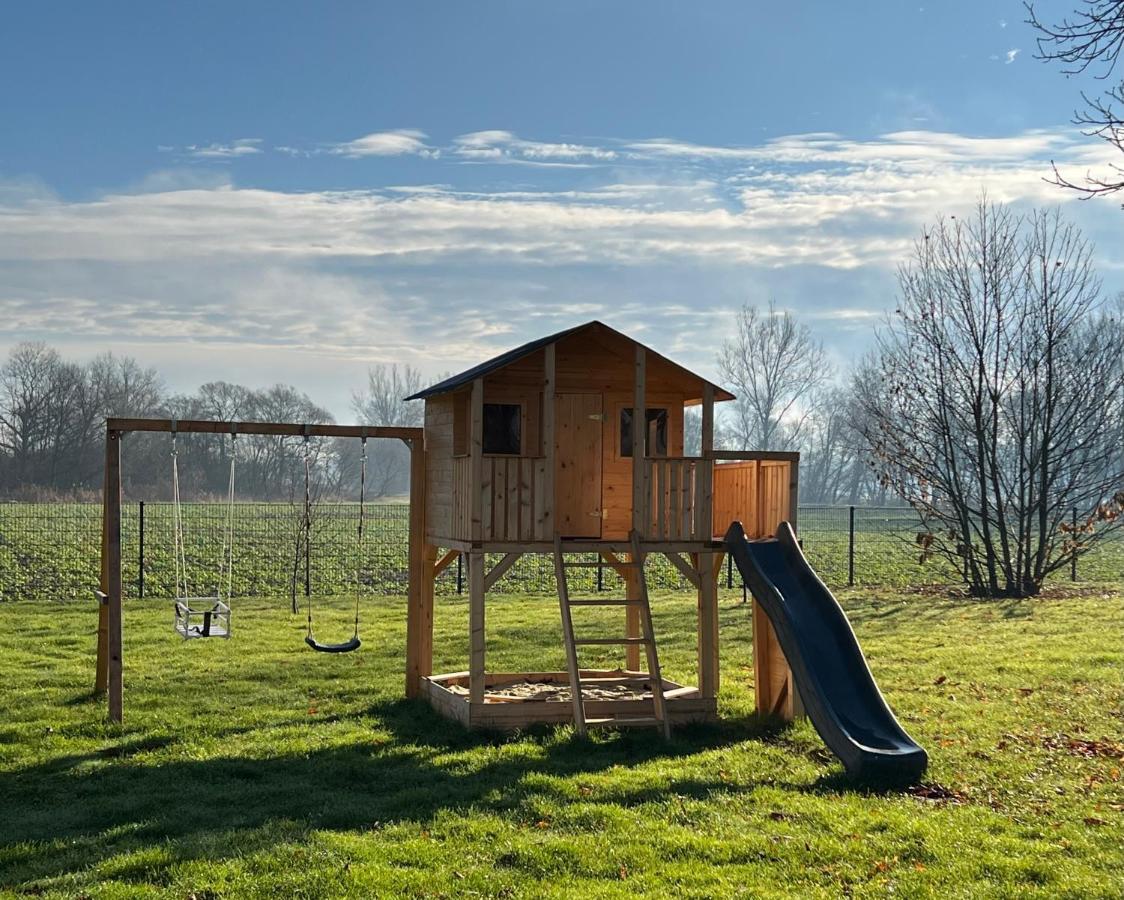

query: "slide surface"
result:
(726, 520), (928, 783)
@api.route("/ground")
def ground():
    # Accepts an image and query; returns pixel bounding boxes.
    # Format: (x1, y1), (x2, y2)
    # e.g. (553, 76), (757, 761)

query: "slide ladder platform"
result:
(725, 520), (928, 783)
(554, 533), (671, 738)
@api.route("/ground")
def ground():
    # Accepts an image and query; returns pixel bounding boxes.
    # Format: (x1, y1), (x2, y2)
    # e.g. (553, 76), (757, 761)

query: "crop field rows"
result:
(0, 502), (1120, 603)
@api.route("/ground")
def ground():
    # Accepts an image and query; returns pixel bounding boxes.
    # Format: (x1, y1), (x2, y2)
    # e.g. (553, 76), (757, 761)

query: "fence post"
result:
(1071, 506), (1078, 582)
(727, 552), (733, 589)
(138, 501), (145, 599)
(456, 552), (463, 594)
(596, 556), (604, 592)
(848, 505), (855, 587)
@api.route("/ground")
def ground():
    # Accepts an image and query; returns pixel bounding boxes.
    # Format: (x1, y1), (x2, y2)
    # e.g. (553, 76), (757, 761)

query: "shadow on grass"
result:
(0, 699), (807, 887)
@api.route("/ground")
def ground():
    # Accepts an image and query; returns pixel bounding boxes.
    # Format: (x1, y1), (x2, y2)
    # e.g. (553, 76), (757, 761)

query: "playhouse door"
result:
(554, 393), (603, 538)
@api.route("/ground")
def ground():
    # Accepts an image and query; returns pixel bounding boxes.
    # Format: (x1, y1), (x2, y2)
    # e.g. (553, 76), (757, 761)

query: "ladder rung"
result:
(573, 637), (650, 646)
(567, 598), (643, 607)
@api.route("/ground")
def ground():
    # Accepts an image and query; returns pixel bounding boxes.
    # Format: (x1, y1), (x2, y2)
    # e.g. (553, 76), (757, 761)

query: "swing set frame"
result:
(94, 417), (426, 723)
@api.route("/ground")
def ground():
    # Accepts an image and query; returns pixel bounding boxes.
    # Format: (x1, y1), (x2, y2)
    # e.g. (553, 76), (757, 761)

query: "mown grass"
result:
(1, 584), (1122, 898)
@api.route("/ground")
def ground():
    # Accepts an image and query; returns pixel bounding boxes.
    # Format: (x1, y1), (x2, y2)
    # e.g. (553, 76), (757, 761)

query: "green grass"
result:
(1, 585), (1122, 898)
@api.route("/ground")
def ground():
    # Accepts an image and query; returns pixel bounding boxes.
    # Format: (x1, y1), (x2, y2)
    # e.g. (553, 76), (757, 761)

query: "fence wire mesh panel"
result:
(1, 502), (1120, 602)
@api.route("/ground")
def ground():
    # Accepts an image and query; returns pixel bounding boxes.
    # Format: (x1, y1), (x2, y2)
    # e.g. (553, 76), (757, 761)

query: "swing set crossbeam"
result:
(95, 417), (425, 724)
(106, 417), (419, 441)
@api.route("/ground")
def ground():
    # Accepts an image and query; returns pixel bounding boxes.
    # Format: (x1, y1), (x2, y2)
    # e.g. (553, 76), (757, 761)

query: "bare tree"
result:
(1027, 1), (1124, 202)
(351, 364), (428, 498)
(859, 200), (1124, 597)
(717, 300), (832, 450)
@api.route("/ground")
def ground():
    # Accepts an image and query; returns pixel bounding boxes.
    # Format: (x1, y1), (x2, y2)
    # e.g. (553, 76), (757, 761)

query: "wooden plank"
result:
(405, 436), (432, 698)
(712, 449), (800, 462)
(698, 550), (719, 700)
(469, 550), (485, 704)
(632, 346), (646, 533)
(106, 417), (420, 441)
(682, 460), (694, 540)
(95, 453), (110, 694)
(493, 458), (506, 541)
(506, 460), (520, 541)
(554, 536), (587, 735)
(788, 458), (800, 534)
(663, 552), (701, 589)
(624, 553), (642, 671)
(106, 429), (123, 723)
(533, 459), (547, 540)
(668, 462), (680, 541)
(484, 552), (522, 591)
(631, 531), (670, 739)
(433, 548), (459, 578)
(470, 379), (484, 542)
(542, 344), (556, 538)
(519, 458), (533, 541)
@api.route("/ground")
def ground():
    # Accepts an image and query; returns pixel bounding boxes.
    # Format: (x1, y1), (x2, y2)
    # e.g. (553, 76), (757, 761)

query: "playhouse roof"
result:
(404, 320), (734, 403)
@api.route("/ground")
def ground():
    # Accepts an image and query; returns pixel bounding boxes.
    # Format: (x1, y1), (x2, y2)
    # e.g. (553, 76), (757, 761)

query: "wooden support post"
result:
(542, 344), (555, 538)
(105, 429), (123, 723)
(95, 454), (110, 694)
(625, 551), (642, 671)
(470, 378), (484, 542)
(697, 550), (719, 700)
(787, 457), (799, 533)
(406, 436), (433, 698)
(752, 600), (803, 720)
(632, 346), (646, 534)
(468, 550), (486, 703)
(701, 384), (715, 540)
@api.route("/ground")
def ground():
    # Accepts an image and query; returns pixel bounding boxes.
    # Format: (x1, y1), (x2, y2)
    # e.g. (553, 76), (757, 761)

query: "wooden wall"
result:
(424, 326), (709, 544)
(712, 459), (793, 539)
(424, 394), (455, 542)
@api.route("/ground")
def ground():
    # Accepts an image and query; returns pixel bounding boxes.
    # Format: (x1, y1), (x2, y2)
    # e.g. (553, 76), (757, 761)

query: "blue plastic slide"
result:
(726, 520), (928, 782)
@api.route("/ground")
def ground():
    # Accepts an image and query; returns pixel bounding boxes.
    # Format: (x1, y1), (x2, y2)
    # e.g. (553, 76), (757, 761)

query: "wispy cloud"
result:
(453, 130), (617, 166)
(330, 129), (439, 158)
(3, 126), (1120, 408)
(185, 138), (263, 159)
(1005, 48), (1020, 64)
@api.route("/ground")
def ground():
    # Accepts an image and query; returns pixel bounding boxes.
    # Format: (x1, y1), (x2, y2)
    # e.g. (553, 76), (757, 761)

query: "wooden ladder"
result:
(553, 532), (671, 739)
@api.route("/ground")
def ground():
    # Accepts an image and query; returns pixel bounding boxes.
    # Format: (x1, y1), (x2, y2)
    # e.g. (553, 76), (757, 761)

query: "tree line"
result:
(0, 348), (426, 502)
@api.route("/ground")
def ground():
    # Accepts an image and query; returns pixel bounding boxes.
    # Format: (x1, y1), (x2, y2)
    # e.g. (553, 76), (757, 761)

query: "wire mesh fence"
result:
(0, 501), (1120, 602)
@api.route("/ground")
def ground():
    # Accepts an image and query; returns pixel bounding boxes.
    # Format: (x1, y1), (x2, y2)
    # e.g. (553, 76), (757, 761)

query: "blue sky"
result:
(1, 1), (1120, 416)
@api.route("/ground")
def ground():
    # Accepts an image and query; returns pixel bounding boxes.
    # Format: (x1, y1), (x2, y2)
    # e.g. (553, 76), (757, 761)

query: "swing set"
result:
(95, 417), (425, 723)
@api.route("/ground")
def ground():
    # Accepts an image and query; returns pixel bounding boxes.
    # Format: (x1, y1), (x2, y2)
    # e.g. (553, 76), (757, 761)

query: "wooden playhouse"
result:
(402, 321), (800, 735)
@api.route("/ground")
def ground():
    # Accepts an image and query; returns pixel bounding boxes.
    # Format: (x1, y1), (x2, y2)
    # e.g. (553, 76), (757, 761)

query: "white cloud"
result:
(1005, 48), (1020, 64)
(186, 138), (263, 159)
(330, 129), (438, 158)
(453, 130), (617, 165)
(2, 126), (1120, 413)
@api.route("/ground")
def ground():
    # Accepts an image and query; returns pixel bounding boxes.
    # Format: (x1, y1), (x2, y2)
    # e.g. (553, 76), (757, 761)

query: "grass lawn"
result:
(1, 585), (1122, 898)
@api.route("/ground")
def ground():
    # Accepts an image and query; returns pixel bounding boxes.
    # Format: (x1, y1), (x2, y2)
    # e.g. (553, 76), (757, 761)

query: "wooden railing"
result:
(453, 456), (550, 542)
(640, 457), (712, 541)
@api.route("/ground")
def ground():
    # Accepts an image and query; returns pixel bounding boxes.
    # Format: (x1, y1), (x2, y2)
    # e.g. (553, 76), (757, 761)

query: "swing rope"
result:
(172, 426), (237, 603)
(303, 430), (365, 653)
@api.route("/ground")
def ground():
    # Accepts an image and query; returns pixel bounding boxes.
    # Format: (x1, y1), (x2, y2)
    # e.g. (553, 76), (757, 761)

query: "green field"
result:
(1, 584), (1122, 897)
(1, 503), (1121, 603)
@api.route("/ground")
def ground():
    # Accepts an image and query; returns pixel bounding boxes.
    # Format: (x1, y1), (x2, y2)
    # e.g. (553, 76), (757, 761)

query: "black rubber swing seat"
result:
(304, 634), (362, 654)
